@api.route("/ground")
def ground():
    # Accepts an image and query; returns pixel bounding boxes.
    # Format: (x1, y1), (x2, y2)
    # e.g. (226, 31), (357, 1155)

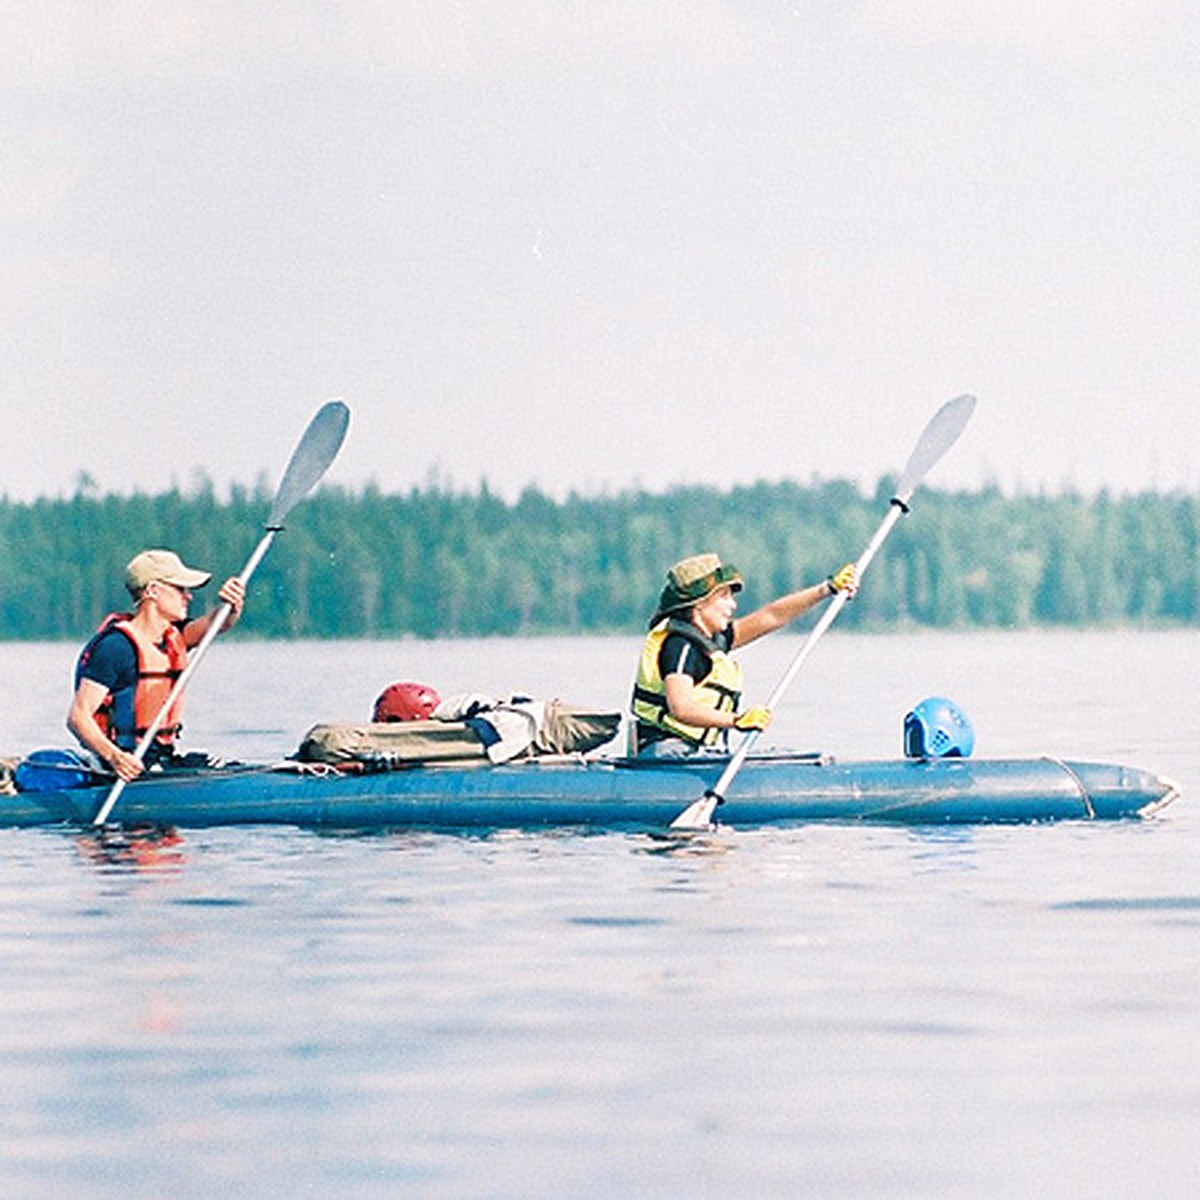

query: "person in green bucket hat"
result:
(630, 552), (857, 756)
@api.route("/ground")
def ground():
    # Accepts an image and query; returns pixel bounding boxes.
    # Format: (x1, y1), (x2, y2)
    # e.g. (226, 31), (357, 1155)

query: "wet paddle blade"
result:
(669, 793), (719, 831)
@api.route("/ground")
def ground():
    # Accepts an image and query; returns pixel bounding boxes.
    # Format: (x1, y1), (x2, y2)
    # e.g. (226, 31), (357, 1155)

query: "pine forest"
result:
(1, 479), (1196, 640)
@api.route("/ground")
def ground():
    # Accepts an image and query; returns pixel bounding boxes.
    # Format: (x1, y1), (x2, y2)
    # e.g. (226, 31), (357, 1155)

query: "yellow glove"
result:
(828, 562), (858, 597)
(733, 705), (772, 732)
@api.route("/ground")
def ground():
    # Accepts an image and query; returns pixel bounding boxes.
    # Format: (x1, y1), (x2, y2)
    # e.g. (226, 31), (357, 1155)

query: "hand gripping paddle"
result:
(93, 399), (351, 826)
(669, 393), (977, 831)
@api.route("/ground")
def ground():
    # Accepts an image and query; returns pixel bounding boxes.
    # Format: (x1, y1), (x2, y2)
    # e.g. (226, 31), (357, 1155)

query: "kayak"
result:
(0, 750), (1180, 831)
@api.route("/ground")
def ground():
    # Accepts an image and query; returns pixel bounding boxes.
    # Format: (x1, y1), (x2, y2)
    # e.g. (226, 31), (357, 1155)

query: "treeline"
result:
(1, 479), (1196, 639)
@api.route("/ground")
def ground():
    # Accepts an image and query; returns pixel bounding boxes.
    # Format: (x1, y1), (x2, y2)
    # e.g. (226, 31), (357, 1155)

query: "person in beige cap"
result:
(630, 552), (857, 755)
(67, 550), (246, 780)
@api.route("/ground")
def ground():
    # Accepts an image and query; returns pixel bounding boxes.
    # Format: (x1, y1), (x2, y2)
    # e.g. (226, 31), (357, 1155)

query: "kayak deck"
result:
(0, 752), (1181, 831)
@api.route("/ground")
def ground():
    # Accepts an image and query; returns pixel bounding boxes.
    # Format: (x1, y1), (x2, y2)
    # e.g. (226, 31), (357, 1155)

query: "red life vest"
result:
(81, 613), (189, 751)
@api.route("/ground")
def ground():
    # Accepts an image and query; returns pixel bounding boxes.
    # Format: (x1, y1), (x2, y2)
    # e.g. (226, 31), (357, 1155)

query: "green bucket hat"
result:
(652, 553), (743, 623)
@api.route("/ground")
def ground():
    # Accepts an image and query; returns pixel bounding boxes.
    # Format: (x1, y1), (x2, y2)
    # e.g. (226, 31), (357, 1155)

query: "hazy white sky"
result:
(3, 1), (1197, 503)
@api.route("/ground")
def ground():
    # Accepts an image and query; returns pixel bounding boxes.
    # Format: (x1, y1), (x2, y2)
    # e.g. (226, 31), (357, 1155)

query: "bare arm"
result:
(731, 580), (832, 649)
(662, 673), (738, 731)
(183, 576), (246, 646)
(67, 678), (145, 781)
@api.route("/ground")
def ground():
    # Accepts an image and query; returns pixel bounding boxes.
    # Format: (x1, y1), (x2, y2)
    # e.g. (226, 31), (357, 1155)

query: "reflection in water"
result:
(1, 633), (1196, 1199)
(1050, 895), (1200, 912)
(905, 824), (981, 872)
(73, 825), (187, 874)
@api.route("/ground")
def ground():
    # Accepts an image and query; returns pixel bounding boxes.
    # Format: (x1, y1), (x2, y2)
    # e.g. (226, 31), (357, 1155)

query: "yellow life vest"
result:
(631, 618), (744, 747)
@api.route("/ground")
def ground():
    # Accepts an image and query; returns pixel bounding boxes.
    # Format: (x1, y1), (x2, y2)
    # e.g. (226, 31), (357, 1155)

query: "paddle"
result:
(92, 398), (351, 826)
(669, 393), (977, 831)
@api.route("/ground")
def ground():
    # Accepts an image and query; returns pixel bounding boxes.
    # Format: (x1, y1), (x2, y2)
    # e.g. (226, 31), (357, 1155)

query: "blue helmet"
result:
(903, 697), (975, 759)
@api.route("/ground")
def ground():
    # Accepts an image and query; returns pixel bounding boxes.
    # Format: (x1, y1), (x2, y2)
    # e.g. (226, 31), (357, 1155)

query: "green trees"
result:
(0, 481), (1195, 639)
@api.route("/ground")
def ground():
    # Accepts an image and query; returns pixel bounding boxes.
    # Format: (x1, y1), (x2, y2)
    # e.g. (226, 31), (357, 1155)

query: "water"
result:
(2, 631), (1198, 1198)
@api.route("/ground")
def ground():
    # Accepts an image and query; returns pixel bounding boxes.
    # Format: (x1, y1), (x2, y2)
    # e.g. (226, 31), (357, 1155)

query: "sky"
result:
(2, 1), (1197, 505)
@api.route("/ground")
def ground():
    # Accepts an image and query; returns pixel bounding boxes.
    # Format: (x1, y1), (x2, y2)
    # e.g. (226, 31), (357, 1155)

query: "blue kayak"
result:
(0, 751), (1180, 831)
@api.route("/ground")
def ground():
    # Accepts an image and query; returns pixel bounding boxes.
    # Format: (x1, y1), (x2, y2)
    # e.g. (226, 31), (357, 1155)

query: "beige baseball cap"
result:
(124, 549), (212, 595)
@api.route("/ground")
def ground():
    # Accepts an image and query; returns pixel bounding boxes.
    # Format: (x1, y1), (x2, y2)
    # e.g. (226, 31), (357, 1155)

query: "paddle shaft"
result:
(669, 393), (976, 830)
(92, 399), (350, 826)
(696, 500), (905, 808)
(91, 530), (277, 825)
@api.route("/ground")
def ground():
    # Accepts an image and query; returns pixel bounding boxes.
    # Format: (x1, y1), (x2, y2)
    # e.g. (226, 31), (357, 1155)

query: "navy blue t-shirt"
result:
(77, 627), (139, 693)
(76, 624), (185, 755)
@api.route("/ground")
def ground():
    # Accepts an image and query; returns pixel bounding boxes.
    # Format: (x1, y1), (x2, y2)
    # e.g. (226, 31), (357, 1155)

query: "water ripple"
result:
(1050, 895), (1200, 912)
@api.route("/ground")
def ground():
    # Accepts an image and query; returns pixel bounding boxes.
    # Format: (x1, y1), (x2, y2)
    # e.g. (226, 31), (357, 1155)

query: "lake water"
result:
(2, 631), (1198, 1198)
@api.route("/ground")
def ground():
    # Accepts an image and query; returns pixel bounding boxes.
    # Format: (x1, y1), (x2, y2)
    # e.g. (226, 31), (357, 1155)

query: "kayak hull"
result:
(0, 753), (1180, 831)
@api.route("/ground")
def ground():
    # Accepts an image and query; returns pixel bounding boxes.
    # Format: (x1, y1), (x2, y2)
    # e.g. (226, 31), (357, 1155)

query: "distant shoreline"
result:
(2, 483), (1196, 638)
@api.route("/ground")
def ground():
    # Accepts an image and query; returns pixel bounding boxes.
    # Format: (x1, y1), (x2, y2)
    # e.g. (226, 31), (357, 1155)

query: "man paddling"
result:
(631, 553), (857, 757)
(68, 549), (245, 781)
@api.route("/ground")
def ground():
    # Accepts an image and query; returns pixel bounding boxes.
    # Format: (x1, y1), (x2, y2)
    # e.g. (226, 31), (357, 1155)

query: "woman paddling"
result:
(630, 553), (857, 757)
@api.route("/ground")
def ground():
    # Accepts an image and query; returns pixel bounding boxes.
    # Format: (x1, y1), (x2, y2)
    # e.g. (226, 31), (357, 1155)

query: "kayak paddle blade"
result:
(267, 399), (351, 529)
(669, 793), (720, 831)
(893, 393), (976, 505)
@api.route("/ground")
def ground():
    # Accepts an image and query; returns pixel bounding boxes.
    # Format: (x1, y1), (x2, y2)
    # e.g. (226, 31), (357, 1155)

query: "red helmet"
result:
(372, 681), (441, 722)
